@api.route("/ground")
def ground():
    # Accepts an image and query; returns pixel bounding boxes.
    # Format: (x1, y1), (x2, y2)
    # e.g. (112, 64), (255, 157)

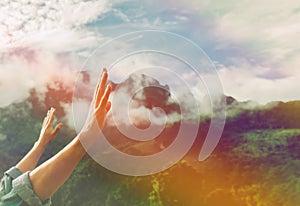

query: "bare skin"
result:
(16, 107), (63, 173)
(29, 68), (111, 201)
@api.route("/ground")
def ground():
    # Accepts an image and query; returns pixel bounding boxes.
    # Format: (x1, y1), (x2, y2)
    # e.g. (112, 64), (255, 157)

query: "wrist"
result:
(77, 129), (99, 151)
(34, 140), (48, 151)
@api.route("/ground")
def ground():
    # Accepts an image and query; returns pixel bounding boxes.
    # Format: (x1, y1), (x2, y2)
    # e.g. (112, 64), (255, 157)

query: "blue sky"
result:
(0, 0), (300, 107)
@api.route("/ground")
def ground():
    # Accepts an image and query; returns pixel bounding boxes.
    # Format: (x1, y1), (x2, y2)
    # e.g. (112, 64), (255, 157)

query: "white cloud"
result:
(203, 0), (300, 63)
(19, 29), (103, 53)
(0, 62), (32, 107)
(0, 0), (114, 108)
(1, 0), (299, 111)
(0, 49), (76, 107)
(107, 89), (179, 127)
(0, 0), (111, 51)
(158, 0), (299, 71)
(67, 99), (91, 131)
(162, 0), (300, 103)
(217, 62), (300, 104)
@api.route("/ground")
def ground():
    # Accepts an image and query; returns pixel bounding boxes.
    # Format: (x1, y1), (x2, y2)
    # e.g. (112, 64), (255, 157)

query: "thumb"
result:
(105, 101), (111, 112)
(52, 123), (63, 136)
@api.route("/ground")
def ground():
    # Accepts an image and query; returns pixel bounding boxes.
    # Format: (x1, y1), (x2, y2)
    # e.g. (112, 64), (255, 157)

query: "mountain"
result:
(24, 72), (300, 158)
(1, 72), (299, 205)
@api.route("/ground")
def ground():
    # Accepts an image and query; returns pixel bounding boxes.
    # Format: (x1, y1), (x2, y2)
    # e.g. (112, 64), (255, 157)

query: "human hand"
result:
(37, 107), (63, 148)
(93, 68), (111, 129)
(80, 68), (111, 137)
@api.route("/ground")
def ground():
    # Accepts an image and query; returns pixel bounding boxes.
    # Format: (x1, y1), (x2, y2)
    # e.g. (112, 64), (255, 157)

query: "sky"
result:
(0, 0), (300, 109)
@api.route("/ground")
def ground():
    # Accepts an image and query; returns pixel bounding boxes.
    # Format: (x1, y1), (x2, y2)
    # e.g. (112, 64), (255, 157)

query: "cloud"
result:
(0, 0), (114, 107)
(0, 49), (76, 107)
(184, 0), (300, 65)
(153, 0), (300, 104)
(18, 29), (103, 53)
(0, 0), (111, 51)
(216, 62), (300, 104)
(0, 62), (32, 107)
(1, 0), (299, 111)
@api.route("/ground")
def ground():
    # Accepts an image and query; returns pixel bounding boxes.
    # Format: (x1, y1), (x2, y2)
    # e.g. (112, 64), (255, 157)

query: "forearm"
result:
(29, 134), (87, 201)
(17, 107), (63, 174)
(27, 69), (110, 202)
(16, 142), (46, 173)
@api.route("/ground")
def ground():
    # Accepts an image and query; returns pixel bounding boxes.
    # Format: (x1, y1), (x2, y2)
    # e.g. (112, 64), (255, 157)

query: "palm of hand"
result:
(39, 107), (63, 147)
(82, 69), (111, 135)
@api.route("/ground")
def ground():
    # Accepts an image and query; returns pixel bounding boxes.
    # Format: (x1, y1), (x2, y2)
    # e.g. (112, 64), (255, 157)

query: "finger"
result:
(48, 107), (56, 126)
(44, 108), (52, 126)
(105, 101), (111, 112)
(42, 116), (48, 127)
(98, 85), (111, 110)
(95, 68), (108, 108)
(95, 68), (108, 105)
(52, 123), (63, 136)
(93, 68), (106, 99)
